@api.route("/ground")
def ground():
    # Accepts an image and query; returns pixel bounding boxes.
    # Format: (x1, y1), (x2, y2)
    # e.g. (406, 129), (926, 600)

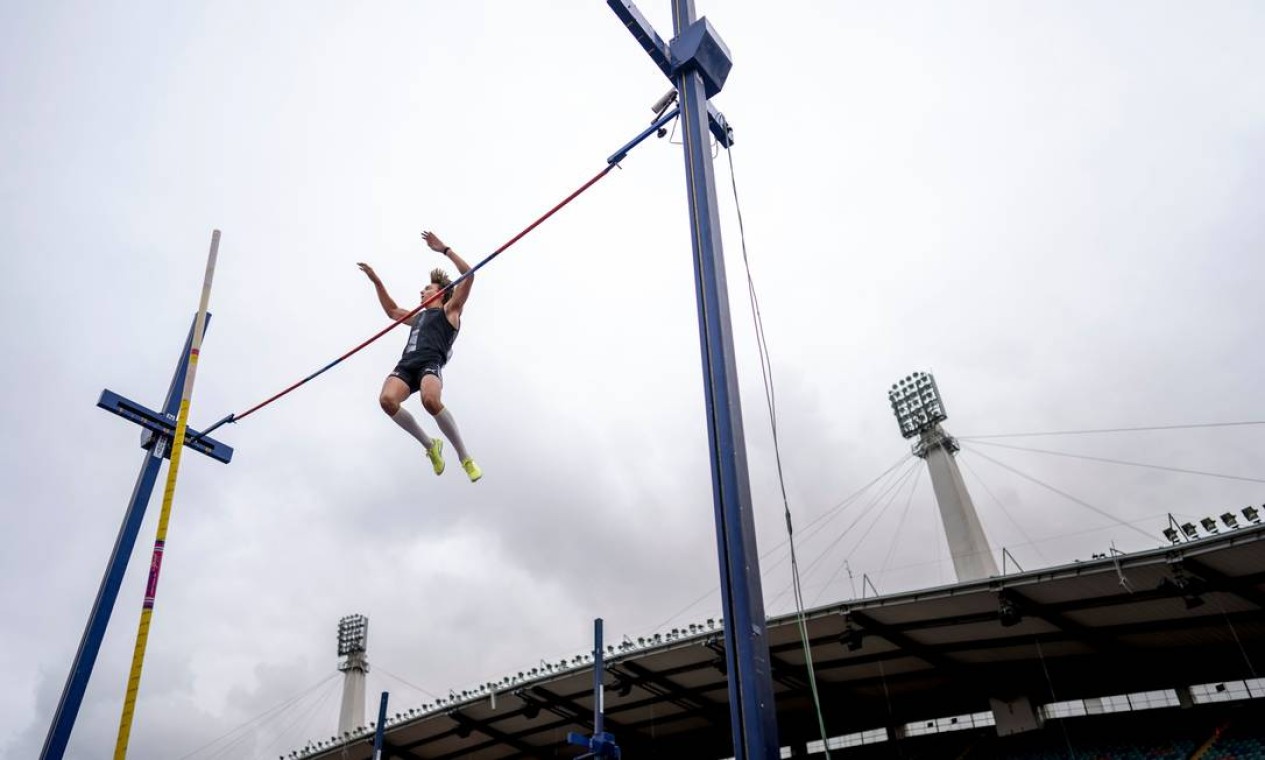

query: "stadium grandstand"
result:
(271, 519), (1263, 759)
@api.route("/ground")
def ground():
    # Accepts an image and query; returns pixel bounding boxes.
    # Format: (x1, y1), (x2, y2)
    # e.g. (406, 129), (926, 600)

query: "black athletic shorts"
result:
(390, 353), (444, 394)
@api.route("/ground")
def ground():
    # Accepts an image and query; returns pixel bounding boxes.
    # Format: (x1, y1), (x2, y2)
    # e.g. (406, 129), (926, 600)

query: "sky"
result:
(3, 1), (1264, 757)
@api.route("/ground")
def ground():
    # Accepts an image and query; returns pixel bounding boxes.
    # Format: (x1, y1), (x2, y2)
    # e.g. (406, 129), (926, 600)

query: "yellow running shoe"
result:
(461, 457), (482, 483)
(427, 439), (445, 476)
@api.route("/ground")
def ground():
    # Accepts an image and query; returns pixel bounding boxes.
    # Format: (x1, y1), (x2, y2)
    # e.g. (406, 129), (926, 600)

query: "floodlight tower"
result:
(337, 614), (369, 735)
(888, 372), (999, 581)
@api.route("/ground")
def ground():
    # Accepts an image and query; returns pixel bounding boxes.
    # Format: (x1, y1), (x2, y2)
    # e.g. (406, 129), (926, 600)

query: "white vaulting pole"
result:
(113, 230), (220, 759)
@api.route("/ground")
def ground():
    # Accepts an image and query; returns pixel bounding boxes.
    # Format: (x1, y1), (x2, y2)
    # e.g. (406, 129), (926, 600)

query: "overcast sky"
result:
(3, 1), (1264, 757)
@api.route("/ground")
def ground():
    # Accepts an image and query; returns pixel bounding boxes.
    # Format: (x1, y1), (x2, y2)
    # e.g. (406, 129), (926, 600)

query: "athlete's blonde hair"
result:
(430, 268), (453, 303)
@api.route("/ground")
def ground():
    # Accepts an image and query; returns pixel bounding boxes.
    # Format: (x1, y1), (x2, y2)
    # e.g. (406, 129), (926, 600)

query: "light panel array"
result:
(1163, 506), (1262, 543)
(888, 371), (948, 440)
(337, 614), (368, 657)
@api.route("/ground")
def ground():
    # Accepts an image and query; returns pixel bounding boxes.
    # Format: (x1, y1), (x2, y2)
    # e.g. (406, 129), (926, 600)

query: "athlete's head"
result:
(421, 268), (453, 304)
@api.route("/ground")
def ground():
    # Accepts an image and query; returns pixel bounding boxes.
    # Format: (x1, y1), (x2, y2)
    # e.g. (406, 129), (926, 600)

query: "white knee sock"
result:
(434, 407), (471, 461)
(391, 408), (433, 448)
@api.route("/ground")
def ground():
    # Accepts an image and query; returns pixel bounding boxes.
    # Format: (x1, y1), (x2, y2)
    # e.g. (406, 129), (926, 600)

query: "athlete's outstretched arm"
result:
(358, 262), (412, 321)
(421, 231), (474, 310)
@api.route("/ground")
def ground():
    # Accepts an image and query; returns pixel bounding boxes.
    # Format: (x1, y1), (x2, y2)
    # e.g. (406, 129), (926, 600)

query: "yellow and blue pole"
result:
(41, 321), (198, 760)
(113, 229), (220, 759)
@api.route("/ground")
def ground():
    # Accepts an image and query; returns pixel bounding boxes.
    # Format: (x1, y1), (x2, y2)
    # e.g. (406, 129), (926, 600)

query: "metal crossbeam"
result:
(530, 684), (637, 739)
(1002, 589), (1129, 655)
(443, 712), (539, 757)
(378, 739), (423, 760)
(605, 2), (734, 146)
(1184, 559), (1265, 609)
(847, 611), (964, 673)
(617, 661), (728, 720)
(608, 0), (673, 77)
(97, 389), (233, 464)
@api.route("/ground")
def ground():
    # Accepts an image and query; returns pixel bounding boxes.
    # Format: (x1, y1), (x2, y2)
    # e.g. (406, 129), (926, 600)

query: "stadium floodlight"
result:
(1163, 514), (1189, 544)
(1244, 506), (1261, 524)
(1221, 512), (1240, 530)
(1180, 522), (1199, 540)
(337, 614), (368, 657)
(839, 623), (864, 652)
(888, 371), (948, 439)
(997, 594), (1022, 627)
(1200, 517), (1219, 534)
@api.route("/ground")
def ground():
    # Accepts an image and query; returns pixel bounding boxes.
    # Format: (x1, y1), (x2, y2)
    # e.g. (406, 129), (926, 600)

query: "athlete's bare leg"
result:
(421, 374), (480, 481)
(380, 376), (434, 449)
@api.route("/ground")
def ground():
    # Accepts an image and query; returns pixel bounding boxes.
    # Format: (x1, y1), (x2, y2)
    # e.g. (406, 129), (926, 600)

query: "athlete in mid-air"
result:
(358, 230), (481, 482)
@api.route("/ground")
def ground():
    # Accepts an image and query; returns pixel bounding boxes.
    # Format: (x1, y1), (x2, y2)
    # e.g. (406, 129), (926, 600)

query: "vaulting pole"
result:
(113, 230), (220, 758)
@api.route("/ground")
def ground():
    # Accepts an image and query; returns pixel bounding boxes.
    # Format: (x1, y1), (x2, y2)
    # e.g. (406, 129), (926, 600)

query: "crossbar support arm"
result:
(97, 391), (234, 464)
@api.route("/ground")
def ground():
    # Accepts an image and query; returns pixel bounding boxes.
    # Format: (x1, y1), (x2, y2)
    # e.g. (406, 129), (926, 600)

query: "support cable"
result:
(644, 453), (912, 636)
(176, 674), (339, 760)
(723, 137), (832, 757)
(374, 666), (441, 701)
(780, 460), (920, 608)
(959, 445), (1155, 542)
(249, 674), (343, 760)
(758, 454), (916, 587)
(1212, 595), (1259, 679)
(1034, 637), (1077, 759)
(876, 466), (925, 584)
(208, 675), (340, 760)
(795, 462), (920, 609)
(958, 456), (1052, 570)
(960, 420), (1265, 440)
(964, 439), (1265, 484)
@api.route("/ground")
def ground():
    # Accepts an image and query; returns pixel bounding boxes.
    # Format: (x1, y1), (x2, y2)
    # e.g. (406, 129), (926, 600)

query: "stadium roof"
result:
(297, 522), (1265, 759)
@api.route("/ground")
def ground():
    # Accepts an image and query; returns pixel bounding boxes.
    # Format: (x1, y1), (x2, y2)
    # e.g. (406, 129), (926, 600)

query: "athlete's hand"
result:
(357, 262), (380, 283)
(421, 230), (448, 254)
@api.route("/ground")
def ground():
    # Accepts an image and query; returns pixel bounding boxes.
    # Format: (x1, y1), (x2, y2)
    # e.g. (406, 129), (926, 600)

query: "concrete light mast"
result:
(888, 372), (999, 581)
(337, 614), (369, 735)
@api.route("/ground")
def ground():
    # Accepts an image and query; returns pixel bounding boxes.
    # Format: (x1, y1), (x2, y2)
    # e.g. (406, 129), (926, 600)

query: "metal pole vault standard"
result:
(113, 230), (222, 759)
(41, 234), (232, 760)
(567, 618), (620, 758)
(605, 2), (780, 757)
(372, 692), (390, 760)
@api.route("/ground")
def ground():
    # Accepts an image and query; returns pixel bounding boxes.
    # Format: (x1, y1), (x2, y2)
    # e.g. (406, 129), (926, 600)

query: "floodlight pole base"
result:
(918, 424), (999, 582)
(338, 652), (369, 736)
